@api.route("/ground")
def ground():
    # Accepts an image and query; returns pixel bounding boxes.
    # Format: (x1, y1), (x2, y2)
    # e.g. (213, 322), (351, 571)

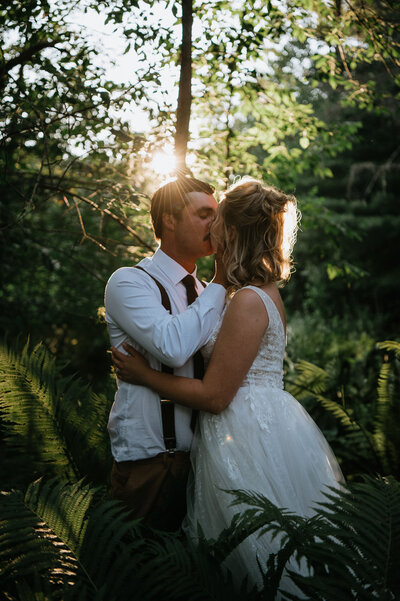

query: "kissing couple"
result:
(105, 175), (344, 594)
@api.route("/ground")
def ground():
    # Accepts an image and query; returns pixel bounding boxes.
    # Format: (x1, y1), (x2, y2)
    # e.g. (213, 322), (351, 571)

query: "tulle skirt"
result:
(183, 382), (344, 595)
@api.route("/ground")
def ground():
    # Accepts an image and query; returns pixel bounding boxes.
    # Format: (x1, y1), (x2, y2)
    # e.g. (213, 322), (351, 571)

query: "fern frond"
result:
(376, 361), (392, 414)
(0, 339), (113, 487)
(373, 345), (400, 476)
(209, 489), (306, 564)
(286, 360), (330, 399)
(0, 487), (79, 597)
(57, 381), (113, 485)
(377, 340), (400, 358)
(313, 394), (384, 473)
(25, 478), (100, 556)
(203, 478), (400, 600)
(292, 476), (400, 600)
(0, 340), (79, 483)
(374, 360), (391, 472)
(2, 477), (150, 599)
(313, 394), (360, 431)
(206, 489), (323, 599)
(2, 476), (400, 600)
(287, 343), (400, 478)
(129, 531), (260, 601)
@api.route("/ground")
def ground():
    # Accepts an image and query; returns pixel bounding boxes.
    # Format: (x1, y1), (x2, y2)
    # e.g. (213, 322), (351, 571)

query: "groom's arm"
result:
(105, 267), (225, 368)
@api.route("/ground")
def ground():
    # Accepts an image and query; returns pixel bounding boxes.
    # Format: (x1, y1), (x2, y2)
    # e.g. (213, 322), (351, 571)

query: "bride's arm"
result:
(113, 288), (269, 414)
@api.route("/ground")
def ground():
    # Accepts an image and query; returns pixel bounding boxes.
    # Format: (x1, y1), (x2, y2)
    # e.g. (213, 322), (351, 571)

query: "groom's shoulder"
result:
(106, 258), (153, 288)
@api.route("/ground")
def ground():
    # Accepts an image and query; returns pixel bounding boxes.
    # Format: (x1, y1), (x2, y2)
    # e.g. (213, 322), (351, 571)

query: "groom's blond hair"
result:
(150, 176), (215, 239)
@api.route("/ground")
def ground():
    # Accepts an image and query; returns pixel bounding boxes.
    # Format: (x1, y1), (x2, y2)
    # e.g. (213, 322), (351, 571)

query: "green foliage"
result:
(283, 187), (400, 336)
(223, 477), (400, 600)
(375, 341), (400, 476)
(186, 0), (400, 190)
(286, 340), (400, 479)
(0, 333), (399, 599)
(285, 311), (376, 369)
(1, 474), (399, 600)
(0, 339), (113, 488)
(0, 340), (77, 484)
(0, 478), (144, 599)
(0, 487), (80, 596)
(0, 0), (159, 382)
(0, 477), (257, 601)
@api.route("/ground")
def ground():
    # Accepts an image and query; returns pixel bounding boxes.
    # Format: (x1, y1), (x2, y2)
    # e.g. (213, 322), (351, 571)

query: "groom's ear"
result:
(162, 211), (176, 232)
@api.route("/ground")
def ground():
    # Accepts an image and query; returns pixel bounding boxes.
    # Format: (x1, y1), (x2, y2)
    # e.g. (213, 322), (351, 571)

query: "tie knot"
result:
(181, 274), (195, 286)
(181, 274), (198, 305)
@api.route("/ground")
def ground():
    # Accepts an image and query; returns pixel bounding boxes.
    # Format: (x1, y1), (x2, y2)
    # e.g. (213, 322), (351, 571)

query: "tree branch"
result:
(364, 145), (400, 197)
(42, 185), (155, 252)
(0, 40), (60, 81)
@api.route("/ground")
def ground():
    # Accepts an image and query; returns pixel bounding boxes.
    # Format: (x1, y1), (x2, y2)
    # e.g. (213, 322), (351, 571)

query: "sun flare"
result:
(150, 149), (177, 175)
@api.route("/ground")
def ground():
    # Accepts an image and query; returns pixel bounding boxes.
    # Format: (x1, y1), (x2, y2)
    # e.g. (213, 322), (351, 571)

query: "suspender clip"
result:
(163, 435), (176, 455)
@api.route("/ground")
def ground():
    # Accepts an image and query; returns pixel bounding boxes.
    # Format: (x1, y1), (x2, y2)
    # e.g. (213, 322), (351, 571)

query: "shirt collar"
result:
(152, 248), (198, 285)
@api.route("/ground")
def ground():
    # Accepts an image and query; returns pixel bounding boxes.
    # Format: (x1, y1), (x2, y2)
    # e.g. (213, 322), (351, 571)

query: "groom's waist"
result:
(108, 385), (193, 462)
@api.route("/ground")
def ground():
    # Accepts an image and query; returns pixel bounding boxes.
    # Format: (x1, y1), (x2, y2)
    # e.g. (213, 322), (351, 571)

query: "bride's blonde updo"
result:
(214, 178), (299, 291)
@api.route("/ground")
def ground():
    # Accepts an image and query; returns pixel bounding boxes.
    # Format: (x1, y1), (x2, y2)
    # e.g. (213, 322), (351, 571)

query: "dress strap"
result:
(242, 285), (285, 335)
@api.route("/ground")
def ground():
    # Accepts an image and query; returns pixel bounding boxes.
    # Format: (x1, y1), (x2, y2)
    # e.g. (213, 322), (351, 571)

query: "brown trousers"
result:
(110, 451), (191, 532)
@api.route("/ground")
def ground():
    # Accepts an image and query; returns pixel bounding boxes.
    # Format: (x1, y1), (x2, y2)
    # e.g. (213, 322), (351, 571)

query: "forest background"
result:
(1, 1), (400, 599)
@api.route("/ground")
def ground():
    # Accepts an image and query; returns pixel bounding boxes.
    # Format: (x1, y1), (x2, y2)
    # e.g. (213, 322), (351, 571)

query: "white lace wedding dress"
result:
(183, 286), (344, 595)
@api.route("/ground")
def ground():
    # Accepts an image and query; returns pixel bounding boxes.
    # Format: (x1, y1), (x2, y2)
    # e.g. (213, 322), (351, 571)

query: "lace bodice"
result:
(201, 285), (285, 389)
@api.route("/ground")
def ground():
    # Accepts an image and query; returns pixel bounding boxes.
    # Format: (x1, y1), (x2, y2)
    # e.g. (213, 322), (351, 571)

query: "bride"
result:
(112, 178), (344, 594)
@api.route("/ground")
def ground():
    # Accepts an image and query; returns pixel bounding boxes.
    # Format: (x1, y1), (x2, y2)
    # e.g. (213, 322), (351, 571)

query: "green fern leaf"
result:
(312, 395), (383, 473)
(0, 340), (113, 487)
(203, 478), (400, 600)
(0, 488), (79, 596)
(286, 360), (331, 399)
(373, 343), (400, 475)
(294, 476), (400, 600)
(314, 395), (360, 431)
(3, 477), (147, 598)
(128, 531), (259, 601)
(377, 340), (400, 358)
(0, 341), (79, 482)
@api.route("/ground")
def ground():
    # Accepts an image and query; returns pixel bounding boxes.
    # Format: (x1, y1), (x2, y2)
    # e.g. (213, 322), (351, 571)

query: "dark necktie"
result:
(181, 275), (204, 429)
(181, 274), (199, 306)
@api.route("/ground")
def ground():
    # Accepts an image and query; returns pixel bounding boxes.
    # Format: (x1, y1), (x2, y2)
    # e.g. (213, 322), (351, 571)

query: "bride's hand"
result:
(111, 343), (150, 385)
(212, 246), (228, 288)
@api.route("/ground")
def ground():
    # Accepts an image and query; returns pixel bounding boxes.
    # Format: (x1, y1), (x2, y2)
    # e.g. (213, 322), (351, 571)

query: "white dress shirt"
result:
(105, 248), (226, 462)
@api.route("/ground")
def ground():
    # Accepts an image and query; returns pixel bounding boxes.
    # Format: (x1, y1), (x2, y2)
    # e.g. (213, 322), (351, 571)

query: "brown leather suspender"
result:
(134, 265), (206, 454)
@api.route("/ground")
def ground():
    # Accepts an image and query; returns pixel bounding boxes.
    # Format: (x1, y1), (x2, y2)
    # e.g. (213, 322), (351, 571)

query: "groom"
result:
(104, 176), (226, 530)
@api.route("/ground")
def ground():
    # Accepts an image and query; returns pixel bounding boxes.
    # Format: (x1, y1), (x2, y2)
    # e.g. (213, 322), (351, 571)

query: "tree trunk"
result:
(174, 0), (193, 175)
